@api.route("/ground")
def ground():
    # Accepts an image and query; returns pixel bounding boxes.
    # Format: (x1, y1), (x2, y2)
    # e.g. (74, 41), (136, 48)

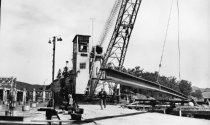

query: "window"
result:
(79, 44), (87, 52)
(80, 63), (86, 69)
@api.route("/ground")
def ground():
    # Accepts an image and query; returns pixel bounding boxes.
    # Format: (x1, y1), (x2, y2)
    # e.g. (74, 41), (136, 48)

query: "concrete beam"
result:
(102, 68), (188, 100)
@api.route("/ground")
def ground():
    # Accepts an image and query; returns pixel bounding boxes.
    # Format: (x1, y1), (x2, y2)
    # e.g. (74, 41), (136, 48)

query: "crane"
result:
(88, 0), (142, 95)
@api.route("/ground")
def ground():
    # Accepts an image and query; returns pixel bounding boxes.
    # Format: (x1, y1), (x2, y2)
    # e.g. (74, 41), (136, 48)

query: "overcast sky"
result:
(0, 0), (210, 88)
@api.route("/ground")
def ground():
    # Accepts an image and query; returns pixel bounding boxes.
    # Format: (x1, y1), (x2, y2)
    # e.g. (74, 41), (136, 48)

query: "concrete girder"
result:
(102, 68), (188, 100)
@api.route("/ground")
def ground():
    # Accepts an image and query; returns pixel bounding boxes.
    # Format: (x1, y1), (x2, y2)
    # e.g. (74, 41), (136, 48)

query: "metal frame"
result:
(103, 0), (142, 69)
(90, 0), (142, 94)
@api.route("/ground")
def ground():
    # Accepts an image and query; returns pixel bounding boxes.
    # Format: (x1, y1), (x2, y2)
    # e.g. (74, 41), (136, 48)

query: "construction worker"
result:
(98, 88), (107, 110)
(68, 94), (73, 106)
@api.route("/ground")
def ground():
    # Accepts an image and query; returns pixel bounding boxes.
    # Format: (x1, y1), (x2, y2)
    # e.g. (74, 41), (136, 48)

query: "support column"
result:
(32, 88), (36, 102)
(126, 95), (129, 104)
(43, 89), (46, 103)
(179, 109), (182, 117)
(48, 91), (52, 101)
(22, 88), (27, 104)
(13, 88), (17, 102)
(3, 88), (7, 104)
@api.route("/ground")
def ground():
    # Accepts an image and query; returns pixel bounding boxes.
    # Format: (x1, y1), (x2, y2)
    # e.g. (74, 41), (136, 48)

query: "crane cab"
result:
(72, 35), (90, 94)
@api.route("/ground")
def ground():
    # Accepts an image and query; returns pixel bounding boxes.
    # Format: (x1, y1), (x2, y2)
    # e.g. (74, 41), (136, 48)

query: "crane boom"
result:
(90, 0), (142, 94)
(103, 0), (142, 68)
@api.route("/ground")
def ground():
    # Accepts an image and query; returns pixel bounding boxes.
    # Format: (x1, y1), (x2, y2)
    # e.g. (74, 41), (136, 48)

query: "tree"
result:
(56, 69), (62, 79)
(168, 77), (180, 92)
(141, 72), (157, 82)
(120, 65), (194, 99)
(62, 66), (69, 78)
(179, 80), (192, 96)
(191, 90), (203, 99)
(132, 66), (144, 77)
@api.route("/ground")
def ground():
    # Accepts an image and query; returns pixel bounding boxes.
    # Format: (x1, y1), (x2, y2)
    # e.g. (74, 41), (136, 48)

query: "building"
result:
(72, 35), (90, 94)
(0, 77), (51, 103)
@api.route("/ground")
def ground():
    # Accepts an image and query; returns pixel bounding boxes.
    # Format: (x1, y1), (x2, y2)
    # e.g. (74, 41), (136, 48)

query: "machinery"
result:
(50, 0), (189, 120)
(88, 0), (142, 96)
(49, 1), (143, 120)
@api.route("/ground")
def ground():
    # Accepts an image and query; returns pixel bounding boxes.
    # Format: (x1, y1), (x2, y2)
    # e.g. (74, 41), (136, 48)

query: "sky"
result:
(0, 0), (209, 88)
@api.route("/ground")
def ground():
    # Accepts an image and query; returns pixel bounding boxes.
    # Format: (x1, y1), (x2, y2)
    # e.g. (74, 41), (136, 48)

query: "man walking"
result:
(98, 88), (107, 110)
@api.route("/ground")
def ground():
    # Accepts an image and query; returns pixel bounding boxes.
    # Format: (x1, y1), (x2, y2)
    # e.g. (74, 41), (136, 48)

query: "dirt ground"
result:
(0, 104), (210, 125)
(79, 104), (210, 125)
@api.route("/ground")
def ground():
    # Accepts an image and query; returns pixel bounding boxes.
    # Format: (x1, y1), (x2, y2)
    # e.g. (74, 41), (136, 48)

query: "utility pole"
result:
(48, 36), (62, 109)
(48, 36), (62, 82)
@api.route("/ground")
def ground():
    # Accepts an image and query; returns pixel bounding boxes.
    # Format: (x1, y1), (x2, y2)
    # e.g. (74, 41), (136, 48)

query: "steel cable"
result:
(157, 0), (174, 82)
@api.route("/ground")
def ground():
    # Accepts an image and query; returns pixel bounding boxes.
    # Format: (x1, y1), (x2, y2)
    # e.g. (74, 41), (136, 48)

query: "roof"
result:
(202, 91), (210, 98)
(72, 34), (91, 43)
(0, 80), (45, 91)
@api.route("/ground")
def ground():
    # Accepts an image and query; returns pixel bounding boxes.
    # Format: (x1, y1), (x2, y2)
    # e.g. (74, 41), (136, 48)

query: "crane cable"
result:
(0, 0), (2, 28)
(177, 0), (181, 80)
(157, 0), (182, 82)
(157, 0), (174, 83)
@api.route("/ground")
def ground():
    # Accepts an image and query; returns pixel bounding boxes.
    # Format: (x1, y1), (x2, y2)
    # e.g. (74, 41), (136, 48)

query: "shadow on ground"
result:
(73, 112), (147, 124)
